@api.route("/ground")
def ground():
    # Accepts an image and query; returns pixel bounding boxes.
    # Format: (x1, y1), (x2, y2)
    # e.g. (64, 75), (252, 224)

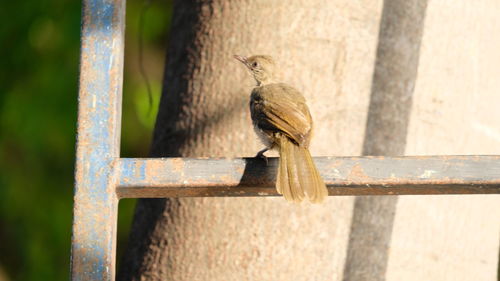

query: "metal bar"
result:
(71, 0), (125, 280)
(117, 156), (500, 198)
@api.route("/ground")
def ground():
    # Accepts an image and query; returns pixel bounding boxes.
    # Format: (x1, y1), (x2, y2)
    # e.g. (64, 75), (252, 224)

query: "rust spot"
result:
(170, 158), (184, 173)
(218, 174), (234, 185)
(146, 160), (167, 182)
(235, 166), (245, 174)
(328, 159), (344, 170)
(347, 164), (371, 181)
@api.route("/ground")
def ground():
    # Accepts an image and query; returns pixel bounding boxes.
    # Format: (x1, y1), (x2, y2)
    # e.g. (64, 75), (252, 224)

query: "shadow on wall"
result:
(343, 0), (429, 280)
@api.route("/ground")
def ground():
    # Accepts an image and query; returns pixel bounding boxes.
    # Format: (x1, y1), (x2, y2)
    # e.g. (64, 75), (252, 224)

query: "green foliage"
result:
(0, 0), (172, 280)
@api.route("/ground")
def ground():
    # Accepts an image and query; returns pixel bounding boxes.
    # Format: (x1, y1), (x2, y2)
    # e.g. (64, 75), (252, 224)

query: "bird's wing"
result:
(251, 84), (312, 146)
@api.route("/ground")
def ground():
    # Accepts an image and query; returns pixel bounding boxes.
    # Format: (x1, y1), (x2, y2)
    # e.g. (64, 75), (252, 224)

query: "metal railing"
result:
(70, 0), (500, 280)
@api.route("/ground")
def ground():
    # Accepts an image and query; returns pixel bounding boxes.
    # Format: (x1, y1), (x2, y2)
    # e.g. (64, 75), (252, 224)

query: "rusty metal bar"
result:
(71, 0), (125, 280)
(117, 156), (500, 198)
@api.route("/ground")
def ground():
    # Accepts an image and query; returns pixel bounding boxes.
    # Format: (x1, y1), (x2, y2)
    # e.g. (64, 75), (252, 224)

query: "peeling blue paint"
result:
(71, 0), (124, 280)
(120, 158), (146, 183)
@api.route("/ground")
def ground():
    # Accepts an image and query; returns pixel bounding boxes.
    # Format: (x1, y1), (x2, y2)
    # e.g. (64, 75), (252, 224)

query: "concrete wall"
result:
(388, 1), (500, 280)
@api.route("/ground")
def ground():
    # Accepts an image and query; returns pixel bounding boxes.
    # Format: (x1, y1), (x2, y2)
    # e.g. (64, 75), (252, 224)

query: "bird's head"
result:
(234, 55), (277, 86)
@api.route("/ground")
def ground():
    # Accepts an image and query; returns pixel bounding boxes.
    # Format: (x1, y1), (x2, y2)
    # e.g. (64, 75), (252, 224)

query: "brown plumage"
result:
(235, 55), (328, 203)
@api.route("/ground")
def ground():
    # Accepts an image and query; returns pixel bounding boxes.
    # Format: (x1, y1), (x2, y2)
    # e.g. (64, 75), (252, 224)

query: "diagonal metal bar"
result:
(117, 156), (500, 198)
(71, 0), (125, 280)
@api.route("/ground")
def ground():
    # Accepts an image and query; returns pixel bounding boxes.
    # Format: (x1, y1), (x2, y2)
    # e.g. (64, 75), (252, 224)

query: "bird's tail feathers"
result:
(276, 135), (327, 203)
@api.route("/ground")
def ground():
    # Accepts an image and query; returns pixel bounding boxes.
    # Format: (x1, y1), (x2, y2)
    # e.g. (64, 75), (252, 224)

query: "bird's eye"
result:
(251, 62), (258, 68)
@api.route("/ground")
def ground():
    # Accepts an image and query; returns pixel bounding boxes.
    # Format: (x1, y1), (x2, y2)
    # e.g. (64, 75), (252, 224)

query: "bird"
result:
(234, 54), (328, 203)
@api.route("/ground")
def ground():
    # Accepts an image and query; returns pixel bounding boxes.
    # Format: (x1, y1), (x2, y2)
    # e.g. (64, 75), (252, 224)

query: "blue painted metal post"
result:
(71, 0), (125, 279)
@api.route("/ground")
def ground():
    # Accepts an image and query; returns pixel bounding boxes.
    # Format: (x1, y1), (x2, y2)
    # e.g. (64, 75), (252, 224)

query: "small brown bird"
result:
(235, 55), (328, 203)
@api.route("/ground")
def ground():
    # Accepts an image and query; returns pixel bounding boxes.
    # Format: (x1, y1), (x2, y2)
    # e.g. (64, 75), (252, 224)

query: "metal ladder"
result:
(70, 0), (500, 280)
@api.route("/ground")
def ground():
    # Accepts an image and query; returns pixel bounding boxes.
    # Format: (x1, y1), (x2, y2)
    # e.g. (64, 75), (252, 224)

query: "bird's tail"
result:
(276, 135), (328, 203)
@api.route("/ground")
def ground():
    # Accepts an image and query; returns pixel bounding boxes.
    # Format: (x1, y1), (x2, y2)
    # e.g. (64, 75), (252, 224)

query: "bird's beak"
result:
(233, 55), (248, 65)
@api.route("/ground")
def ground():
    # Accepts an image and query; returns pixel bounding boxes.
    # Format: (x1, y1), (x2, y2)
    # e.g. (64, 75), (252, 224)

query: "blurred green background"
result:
(0, 0), (172, 280)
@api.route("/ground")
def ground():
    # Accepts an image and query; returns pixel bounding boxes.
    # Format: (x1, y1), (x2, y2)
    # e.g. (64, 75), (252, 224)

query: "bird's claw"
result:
(256, 148), (269, 166)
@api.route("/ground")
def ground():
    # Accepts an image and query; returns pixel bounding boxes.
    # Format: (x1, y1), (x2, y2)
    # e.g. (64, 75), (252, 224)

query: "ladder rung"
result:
(117, 156), (500, 198)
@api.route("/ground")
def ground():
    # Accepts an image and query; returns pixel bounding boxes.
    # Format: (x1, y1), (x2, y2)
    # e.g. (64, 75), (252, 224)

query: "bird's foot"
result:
(255, 148), (269, 166)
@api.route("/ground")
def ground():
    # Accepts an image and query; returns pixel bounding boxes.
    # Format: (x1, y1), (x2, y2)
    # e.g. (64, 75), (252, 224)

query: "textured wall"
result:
(388, 1), (500, 280)
(121, 0), (500, 280)
(122, 1), (384, 280)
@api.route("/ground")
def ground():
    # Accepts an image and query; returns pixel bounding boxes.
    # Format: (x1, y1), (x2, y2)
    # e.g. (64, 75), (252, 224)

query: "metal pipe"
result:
(117, 156), (500, 198)
(71, 0), (125, 279)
